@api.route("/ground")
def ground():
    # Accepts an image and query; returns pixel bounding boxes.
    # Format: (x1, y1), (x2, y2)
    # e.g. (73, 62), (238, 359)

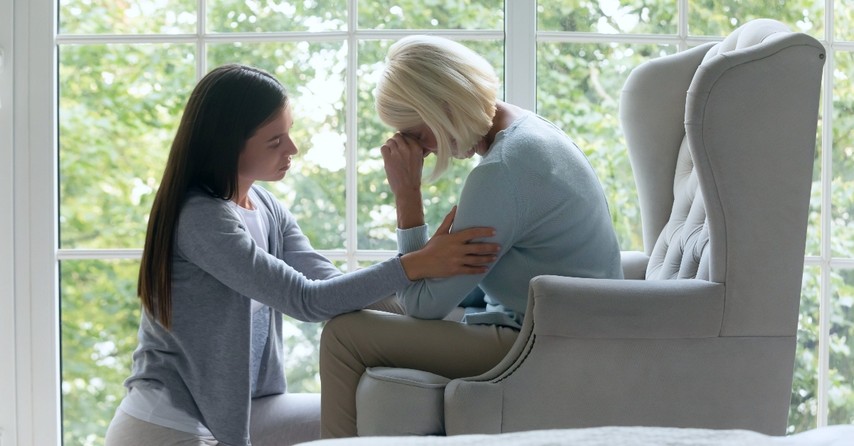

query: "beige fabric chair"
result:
(355, 18), (825, 437)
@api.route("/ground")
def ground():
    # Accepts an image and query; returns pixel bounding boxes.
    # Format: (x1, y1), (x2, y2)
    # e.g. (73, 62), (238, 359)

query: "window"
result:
(6, 0), (853, 444)
(55, 2), (504, 444)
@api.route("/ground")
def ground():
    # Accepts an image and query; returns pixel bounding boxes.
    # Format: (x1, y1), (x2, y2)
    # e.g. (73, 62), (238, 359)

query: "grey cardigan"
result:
(124, 186), (411, 445)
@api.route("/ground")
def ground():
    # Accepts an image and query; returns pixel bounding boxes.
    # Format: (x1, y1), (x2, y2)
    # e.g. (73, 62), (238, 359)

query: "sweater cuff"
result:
(396, 225), (429, 254)
(390, 255), (415, 285)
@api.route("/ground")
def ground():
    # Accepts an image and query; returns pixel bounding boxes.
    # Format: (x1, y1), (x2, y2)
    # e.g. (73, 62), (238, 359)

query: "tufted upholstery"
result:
(645, 135), (710, 281)
(644, 19), (795, 286)
(353, 19), (825, 438)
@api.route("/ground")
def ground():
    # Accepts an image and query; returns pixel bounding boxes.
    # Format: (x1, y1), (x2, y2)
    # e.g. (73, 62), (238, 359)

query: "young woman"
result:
(104, 63), (500, 446)
(319, 36), (624, 437)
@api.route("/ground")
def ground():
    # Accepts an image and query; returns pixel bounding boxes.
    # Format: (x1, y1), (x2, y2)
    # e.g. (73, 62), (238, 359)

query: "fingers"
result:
(433, 206), (457, 237)
(461, 242), (501, 256)
(446, 239), (501, 267)
(455, 265), (491, 275)
(379, 135), (399, 162)
(463, 253), (498, 266)
(381, 132), (424, 189)
(451, 226), (497, 242)
(381, 133), (414, 153)
(382, 133), (425, 162)
(380, 139), (400, 160)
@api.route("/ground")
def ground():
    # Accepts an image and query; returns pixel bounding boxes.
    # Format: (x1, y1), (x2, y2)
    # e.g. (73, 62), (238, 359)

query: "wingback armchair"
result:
(354, 19), (825, 437)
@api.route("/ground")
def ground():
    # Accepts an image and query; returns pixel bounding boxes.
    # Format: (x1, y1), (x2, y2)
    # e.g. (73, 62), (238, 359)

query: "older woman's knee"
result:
(321, 310), (375, 357)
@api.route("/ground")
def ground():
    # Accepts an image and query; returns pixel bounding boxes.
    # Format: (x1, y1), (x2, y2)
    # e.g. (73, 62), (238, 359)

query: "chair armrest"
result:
(621, 250), (649, 279)
(356, 367), (449, 436)
(530, 275), (725, 339)
(445, 276), (725, 434)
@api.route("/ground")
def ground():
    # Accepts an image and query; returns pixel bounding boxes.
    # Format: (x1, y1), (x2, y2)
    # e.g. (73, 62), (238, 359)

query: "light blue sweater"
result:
(125, 185), (412, 446)
(396, 112), (623, 328)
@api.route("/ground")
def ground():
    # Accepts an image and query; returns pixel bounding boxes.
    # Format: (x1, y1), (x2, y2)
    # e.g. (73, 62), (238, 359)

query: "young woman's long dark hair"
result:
(138, 64), (288, 329)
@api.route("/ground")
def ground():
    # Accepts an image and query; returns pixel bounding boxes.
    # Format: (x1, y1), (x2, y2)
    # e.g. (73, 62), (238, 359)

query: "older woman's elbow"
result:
(403, 300), (452, 320)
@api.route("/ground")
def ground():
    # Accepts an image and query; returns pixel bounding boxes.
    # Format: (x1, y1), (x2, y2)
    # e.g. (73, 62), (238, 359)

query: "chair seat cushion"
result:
(355, 367), (450, 436)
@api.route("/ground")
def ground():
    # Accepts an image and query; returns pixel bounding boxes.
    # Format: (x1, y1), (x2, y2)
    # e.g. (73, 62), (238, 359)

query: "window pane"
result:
(789, 266), (820, 433)
(806, 112), (822, 257)
(209, 41), (348, 250)
(284, 260), (352, 393)
(688, 0), (824, 37)
(537, 0), (677, 34)
(832, 51), (854, 258)
(59, 44), (195, 249)
(359, 1), (503, 30)
(207, 0), (347, 33)
(537, 43), (669, 251)
(837, 0), (854, 40)
(283, 316), (324, 393)
(355, 39), (503, 250)
(60, 259), (141, 446)
(59, 0), (196, 34)
(830, 268), (854, 424)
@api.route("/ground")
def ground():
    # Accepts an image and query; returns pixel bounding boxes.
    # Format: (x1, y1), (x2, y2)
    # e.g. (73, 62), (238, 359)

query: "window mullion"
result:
(198, 0), (207, 79)
(505, 0), (536, 111)
(346, 0), (359, 270)
(25, 0), (61, 444)
(817, 0), (835, 425)
(1, 0), (17, 442)
(678, 0), (689, 50)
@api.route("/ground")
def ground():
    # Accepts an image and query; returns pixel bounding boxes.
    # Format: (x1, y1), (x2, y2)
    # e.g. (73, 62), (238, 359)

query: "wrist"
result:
(399, 252), (423, 281)
(395, 194), (425, 229)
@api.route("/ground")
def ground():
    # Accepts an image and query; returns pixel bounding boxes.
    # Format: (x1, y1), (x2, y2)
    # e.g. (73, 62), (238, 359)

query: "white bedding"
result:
(298, 425), (854, 446)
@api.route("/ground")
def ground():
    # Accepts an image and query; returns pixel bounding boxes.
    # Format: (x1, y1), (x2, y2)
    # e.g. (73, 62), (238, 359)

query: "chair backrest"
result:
(620, 19), (825, 336)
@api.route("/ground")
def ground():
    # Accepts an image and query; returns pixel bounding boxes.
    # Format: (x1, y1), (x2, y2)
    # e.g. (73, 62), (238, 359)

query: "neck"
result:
(477, 101), (521, 155)
(233, 182), (254, 209)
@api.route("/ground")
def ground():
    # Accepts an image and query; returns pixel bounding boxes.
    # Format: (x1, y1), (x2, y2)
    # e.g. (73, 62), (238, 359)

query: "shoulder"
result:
(250, 184), (279, 207)
(175, 190), (240, 237)
(504, 113), (573, 150)
(498, 114), (589, 174)
(180, 189), (231, 221)
(465, 156), (511, 192)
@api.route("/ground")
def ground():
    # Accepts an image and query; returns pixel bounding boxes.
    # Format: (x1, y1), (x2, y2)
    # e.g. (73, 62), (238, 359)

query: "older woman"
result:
(319, 35), (623, 438)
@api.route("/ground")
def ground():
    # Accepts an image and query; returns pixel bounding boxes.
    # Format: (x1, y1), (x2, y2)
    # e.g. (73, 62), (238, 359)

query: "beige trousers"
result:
(319, 309), (519, 438)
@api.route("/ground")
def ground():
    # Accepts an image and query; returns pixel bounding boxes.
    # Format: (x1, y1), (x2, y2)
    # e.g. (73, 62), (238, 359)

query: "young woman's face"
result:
(238, 104), (297, 184)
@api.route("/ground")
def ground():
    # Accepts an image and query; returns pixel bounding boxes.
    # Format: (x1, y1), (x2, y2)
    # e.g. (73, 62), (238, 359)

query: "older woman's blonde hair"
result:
(375, 35), (500, 179)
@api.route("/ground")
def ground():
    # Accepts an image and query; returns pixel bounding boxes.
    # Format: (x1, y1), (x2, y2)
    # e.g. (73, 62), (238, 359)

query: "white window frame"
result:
(4, 0), (849, 444)
(1, 0), (17, 444)
(9, 0), (61, 444)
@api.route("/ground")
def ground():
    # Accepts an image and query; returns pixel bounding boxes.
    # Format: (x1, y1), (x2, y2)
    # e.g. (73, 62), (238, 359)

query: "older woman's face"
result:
(400, 123), (438, 157)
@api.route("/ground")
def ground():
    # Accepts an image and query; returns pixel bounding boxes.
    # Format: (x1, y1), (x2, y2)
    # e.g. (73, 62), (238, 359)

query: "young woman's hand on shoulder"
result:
(400, 206), (499, 281)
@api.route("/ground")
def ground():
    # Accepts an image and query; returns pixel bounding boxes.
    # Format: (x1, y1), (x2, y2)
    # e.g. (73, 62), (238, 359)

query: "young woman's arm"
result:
(249, 186), (342, 280)
(175, 193), (497, 321)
